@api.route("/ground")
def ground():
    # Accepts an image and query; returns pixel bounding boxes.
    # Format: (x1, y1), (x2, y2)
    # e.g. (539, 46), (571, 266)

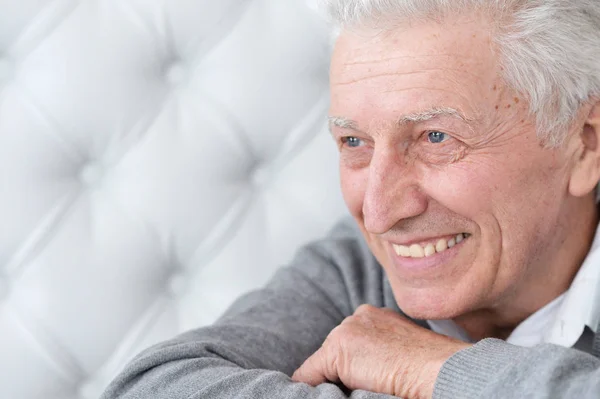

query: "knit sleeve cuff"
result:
(433, 338), (526, 399)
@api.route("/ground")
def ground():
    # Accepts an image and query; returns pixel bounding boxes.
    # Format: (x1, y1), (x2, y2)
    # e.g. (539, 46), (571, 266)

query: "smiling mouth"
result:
(392, 233), (471, 258)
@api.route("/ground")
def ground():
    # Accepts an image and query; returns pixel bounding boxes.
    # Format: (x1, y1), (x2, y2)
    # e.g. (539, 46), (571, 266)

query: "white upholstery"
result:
(0, 1), (346, 398)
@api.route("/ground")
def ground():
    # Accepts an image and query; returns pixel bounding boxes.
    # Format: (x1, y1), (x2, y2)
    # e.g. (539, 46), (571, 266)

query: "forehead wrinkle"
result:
(344, 53), (479, 66)
(334, 57), (488, 86)
(338, 66), (484, 82)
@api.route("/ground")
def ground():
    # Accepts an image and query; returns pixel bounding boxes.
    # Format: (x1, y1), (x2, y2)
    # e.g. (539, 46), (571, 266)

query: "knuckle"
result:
(355, 304), (375, 314)
(354, 305), (379, 323)
(328, 322), (356, 345)
(329, 323), (347, 340)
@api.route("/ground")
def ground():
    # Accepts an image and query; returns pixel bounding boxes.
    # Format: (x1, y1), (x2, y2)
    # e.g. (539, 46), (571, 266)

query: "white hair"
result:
(319, 0), (600, 147)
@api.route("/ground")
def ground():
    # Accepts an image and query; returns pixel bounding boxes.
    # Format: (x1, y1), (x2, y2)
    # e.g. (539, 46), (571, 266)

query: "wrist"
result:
(419, 341), (472, 399)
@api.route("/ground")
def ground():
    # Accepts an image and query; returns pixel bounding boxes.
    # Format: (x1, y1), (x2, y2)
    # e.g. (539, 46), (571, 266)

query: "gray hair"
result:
(319, 0), (600, 147)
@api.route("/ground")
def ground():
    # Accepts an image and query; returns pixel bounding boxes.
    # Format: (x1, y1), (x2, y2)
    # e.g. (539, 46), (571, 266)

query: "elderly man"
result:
(102, 1), (600, 398)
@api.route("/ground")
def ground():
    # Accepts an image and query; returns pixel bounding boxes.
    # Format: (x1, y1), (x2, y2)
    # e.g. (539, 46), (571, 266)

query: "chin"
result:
(391, 284), (471, 321)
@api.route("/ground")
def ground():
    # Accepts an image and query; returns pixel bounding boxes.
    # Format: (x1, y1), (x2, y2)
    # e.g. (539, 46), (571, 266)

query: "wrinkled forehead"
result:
(328, 17), (505, 126)
(330, 16), (498, 80)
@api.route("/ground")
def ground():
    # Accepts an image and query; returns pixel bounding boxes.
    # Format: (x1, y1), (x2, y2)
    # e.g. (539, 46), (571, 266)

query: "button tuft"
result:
(168, 272), (189, 296)
(165, 63), (188, 86)
(79, 163), (104, 187)
(251, 165), (271, 187)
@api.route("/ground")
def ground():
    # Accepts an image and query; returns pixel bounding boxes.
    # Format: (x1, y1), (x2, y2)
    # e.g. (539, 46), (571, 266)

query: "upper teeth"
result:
(393, 233), (468, 258)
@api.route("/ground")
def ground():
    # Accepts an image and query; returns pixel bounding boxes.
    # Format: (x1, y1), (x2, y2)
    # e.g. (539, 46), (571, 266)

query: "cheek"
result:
(420, 163), (496, 217)
(340, 167), (368, 218)
(421, 153), (564, 270)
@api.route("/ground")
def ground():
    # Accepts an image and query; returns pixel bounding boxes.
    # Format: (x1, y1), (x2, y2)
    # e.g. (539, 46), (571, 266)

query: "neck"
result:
(455, 197), (600, 342)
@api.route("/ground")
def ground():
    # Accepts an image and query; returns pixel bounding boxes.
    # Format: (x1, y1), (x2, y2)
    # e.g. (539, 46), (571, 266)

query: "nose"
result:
(362, 145), (428, 234)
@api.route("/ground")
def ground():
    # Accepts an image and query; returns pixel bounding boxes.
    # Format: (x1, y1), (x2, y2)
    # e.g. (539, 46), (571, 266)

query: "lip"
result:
(388, 232), (467, 247)
(386, 235), (469, 274)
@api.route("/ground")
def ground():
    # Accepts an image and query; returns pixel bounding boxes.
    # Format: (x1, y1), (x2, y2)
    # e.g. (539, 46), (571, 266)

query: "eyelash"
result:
(340, 136), (364, 148)
(425, 131), (450, 144)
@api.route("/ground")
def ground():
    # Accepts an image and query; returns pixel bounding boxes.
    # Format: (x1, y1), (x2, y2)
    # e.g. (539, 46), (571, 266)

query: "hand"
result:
(292, 304), (471, 399)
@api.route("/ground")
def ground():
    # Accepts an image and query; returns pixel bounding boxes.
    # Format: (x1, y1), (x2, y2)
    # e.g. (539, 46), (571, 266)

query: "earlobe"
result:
(568, 102), (600, 198)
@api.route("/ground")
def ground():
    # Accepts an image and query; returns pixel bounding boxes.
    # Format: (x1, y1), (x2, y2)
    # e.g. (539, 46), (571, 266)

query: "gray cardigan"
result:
(101, 218), (600, 399)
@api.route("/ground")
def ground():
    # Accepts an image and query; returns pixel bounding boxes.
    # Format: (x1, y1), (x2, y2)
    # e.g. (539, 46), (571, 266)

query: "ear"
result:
(568, 101), (600, 198)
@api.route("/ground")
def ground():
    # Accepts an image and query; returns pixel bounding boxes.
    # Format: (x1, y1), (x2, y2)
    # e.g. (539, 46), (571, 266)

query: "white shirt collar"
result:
(539, 222), (600, 346)
(429, 222), (600, 348)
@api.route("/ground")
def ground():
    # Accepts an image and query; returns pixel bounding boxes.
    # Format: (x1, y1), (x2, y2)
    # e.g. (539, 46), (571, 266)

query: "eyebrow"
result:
(328, 107), (474, 133)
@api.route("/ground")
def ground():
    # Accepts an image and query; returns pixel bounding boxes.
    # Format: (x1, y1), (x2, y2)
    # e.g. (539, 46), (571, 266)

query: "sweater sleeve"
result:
(433, 338), (600, 399)
(100, 219), (397, 399)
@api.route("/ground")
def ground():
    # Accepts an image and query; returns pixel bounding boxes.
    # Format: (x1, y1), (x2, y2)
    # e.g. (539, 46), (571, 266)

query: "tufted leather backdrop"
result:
(0, 1), (347, 398)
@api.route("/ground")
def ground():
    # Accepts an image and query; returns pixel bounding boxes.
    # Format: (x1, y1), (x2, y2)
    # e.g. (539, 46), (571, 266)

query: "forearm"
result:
(100, 331), (397, 399)
(434, 338), (600, 399)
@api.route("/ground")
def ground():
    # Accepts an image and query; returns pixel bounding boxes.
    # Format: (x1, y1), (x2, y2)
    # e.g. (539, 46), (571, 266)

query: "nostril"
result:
(362, 184), (428, 235)
(361, 203), (392, 236)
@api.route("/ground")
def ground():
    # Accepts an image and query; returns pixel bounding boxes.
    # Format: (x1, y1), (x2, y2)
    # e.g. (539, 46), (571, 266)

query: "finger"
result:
(291, 347), (339, 387)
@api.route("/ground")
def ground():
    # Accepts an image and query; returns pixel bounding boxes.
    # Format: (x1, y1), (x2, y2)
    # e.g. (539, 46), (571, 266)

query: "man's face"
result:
(330, 17), (576, 320)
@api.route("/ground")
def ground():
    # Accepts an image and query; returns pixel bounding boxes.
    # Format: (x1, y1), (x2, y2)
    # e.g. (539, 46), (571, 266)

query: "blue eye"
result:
(427, 131), (449, 144)
(342, 137), (364, 148)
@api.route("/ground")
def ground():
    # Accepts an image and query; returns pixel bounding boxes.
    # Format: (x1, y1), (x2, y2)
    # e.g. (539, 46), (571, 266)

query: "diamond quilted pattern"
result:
(0, 0), (54, 50)
(0, 84), (80, 270)
(0, 0), (342, 397)
(0, 307), (78, 399)
(104, 93), (256, 262)
(194, 0), (331, 159)
(11, 197), (171, 374)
